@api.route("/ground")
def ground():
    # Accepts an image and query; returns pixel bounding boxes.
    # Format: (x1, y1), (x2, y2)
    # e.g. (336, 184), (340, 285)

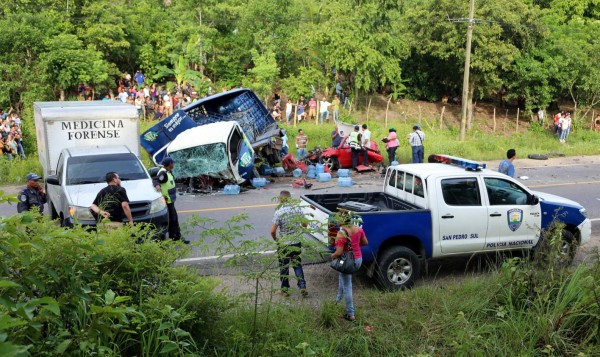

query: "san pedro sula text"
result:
(61, 120), (125, 140)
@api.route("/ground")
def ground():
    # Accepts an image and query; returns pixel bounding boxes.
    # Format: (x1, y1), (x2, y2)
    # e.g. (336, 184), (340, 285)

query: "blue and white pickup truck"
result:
(301, 155), (591, 290)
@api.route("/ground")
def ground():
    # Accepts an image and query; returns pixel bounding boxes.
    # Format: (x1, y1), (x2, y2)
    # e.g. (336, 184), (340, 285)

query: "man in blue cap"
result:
(154, 157), (189, 244)
(17, 173), (47, 213)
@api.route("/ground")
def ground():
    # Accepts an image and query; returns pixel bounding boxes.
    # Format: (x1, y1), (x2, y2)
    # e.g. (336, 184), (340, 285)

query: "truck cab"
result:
(45, 146), (168, 231)
(166, 121), (255, 184)
(384, 159), (590, 257)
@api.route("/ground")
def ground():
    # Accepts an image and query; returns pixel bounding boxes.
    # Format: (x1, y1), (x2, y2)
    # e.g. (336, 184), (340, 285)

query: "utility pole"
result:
(459, 0), (475, 141)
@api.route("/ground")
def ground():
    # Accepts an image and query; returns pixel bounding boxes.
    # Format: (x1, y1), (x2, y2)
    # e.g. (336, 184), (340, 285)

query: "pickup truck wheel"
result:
(558, 229), (576, 265)
(321, 156), (339, 171)
(50, 203), (59, 220)
(376, 246), (420, 290)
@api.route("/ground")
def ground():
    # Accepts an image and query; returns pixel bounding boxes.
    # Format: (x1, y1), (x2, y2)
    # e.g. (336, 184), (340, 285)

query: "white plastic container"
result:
(293, 168), (302, 177)
(316, 173), (332, 182)
(337, 169), (351, 178)
(274, 167), (285, 176)
(316, 163), (325, 175)
(223, 184), (241, 194)
(307, 165), (316, 179)
(338, 177), (354, 187)
(252, 178), (268, 187)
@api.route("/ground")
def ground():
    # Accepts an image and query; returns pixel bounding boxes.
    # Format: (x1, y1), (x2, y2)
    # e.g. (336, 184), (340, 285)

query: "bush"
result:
(494, 222), (600, 355)
(0, 210), (230, 356)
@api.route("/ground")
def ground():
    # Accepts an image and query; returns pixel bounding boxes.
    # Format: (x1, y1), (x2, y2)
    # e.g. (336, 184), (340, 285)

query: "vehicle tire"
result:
(527, 154), (548, 160)
(558, 229), (576, 266)
(375, 246), (420, 291)
(321, 156), (339, 171)
(59, 213), (67, 227)
(50, 202), (59, 221)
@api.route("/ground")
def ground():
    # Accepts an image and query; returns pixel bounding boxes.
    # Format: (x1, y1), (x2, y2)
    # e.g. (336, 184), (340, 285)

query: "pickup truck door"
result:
(47, 153), (65, 214)
(437, 177), (488, 253)
(483, 177), (542, 250)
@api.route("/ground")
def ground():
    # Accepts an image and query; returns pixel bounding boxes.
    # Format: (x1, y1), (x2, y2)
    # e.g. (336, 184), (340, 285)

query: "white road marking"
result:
(177, 250), (277, 263)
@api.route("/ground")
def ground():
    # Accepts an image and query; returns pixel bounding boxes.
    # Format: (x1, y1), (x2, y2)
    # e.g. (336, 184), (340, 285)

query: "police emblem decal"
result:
(507, 208), (523, 232)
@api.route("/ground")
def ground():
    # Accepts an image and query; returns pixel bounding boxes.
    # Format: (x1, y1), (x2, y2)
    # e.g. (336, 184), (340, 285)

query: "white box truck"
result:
(34, 101), (168, 231)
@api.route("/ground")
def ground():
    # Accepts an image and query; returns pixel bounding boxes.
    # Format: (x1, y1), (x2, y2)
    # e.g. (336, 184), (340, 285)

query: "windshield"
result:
(66, 153), (149, 185)
(170, 143), (231, 179)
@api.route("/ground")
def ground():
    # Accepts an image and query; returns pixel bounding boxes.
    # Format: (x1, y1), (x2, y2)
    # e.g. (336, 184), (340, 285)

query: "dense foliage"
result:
(1, 0), (600, 115)
(0, 211), (230, 356)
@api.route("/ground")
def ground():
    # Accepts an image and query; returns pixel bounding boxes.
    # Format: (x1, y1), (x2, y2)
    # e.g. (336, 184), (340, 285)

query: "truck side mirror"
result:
(46, 175), (59, 186)
(527, 194), (539, 205)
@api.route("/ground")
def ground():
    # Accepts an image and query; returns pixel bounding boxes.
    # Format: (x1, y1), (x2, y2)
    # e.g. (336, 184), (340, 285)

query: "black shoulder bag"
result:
(330, 229), (359, 274)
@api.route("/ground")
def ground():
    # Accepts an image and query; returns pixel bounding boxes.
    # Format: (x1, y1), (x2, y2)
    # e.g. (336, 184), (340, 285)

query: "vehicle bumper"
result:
(578, 218), (591, 245)
(65, 208), (169, 233)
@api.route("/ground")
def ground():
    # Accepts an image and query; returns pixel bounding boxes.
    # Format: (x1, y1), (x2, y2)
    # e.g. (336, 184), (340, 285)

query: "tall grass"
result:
(205, 253), (599, 356)
(282, 117), (600, 164)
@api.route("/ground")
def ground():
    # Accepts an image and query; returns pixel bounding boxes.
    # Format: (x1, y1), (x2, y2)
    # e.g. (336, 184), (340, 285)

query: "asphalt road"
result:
(1, 158), (599, 264)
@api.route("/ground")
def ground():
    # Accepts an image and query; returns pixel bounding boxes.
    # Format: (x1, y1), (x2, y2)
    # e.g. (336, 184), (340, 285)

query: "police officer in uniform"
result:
(17, 173), (47, 214)
(348, 125), (362, 170)
(154, 157), (189, 244)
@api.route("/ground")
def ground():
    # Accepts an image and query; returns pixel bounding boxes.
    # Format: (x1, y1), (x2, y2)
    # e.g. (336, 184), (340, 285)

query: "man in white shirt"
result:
(163, 93), (173, 116)
(407, 124), (425, 163)
(319, 98), (331, 124)
(118, 90), (129, 103)
(361, 124), (371, 165)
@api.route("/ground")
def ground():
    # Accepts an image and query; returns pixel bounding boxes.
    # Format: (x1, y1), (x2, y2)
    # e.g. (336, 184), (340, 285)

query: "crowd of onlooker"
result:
(269, 85), (350, 125)
(78, 70), (213, 121)
(92, 70), (202, 121)
(0, 110), (26, 160)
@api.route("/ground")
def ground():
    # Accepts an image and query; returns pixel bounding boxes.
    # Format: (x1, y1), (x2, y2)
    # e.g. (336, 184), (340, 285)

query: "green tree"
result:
(402, 0), (544, 130)
(243, 49), (280, 104)
(307, 0), (409, 107)
(39, 34), (110, 100)
(155, 54), (203, 90)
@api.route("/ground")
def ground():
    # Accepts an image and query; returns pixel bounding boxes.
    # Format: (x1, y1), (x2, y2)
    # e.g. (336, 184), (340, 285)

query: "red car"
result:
(320, 141), (384, 170)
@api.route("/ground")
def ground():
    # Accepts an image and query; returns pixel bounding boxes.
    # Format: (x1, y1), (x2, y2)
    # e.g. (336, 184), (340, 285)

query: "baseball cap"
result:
(26, 173), (41, 181)
(161, 157), (174, 166)
(389, 126), (396, 131)
(413, 124), (421, 130)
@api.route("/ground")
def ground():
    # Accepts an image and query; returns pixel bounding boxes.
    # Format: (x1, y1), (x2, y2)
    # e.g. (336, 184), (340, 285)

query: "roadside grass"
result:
(282, 118), (600, 164)
(206, 253), (599, 356)
(198, 219), (599, 356)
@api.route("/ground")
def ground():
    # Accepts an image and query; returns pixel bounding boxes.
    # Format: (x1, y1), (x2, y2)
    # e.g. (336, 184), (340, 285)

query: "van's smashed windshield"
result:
(170, 143), (235, 180)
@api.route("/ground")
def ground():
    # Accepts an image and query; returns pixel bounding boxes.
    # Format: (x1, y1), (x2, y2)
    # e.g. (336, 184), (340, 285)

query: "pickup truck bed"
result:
(303, 191), (420, 213)
(302, 191), (433, 269)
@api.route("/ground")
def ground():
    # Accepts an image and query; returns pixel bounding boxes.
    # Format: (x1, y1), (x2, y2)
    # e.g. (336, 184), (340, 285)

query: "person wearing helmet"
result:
(154, 157), (189, 244)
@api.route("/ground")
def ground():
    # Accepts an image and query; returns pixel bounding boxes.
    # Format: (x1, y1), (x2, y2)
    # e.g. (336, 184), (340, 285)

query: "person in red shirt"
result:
(331, 211), (368, 321)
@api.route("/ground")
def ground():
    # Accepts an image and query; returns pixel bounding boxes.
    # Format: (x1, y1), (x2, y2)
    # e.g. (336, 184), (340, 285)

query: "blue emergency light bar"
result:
(432, 154), (486, 171)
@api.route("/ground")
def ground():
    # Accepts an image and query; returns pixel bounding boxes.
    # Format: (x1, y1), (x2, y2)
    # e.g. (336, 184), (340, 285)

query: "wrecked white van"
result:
(166, 121), (255, 184)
